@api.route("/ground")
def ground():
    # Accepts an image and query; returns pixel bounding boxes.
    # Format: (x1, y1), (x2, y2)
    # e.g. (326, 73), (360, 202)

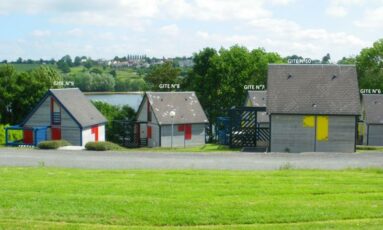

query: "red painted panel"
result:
(91, 125), (99, 142)
(147, 126), (152, 139)
(178, 124), (185, 132)
(185, 124), (192, 140)
(23, 130), (33, 145)
(51, 128), (61, 140)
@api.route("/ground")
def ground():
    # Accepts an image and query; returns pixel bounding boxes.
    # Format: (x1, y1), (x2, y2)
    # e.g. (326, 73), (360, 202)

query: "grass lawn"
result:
(0, 168), (382, 229)
(356, 145), (383, 153)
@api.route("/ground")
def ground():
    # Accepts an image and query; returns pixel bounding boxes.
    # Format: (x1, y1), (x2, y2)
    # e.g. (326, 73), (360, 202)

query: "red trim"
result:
(185, 124), (192, 140)
(178, 124), (185, 132)
(51, 128), (61, 140)
(23, 130), (33, 144)
(147, 126), (152, 139)
(50, 97), (54, 125)
(91, 125), (99, 142)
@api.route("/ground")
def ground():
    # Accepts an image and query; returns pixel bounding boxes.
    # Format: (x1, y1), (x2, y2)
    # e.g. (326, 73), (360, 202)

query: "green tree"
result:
(92, 101), (135, 142)
(0, 65), (62, 124)
(321, 53), (331, 64)
(57, 55), (72, 73)
(337, 56), (356, 64)
(73, 56), (82, 66)
(145, 62), (180, 91)
(356, 39), (383, 90)
(184, 45), (284, 134)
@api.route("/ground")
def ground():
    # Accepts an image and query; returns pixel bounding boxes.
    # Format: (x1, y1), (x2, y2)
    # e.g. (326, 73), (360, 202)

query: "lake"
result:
(85, 92), (144, 111)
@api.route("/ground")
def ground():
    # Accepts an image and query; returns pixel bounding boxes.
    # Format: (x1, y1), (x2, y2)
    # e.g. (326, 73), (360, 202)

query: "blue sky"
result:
(0, 0), (382, 61)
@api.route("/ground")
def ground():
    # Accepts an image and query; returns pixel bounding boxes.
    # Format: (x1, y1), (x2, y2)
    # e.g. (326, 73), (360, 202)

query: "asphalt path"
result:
(0, 148), (382, 170)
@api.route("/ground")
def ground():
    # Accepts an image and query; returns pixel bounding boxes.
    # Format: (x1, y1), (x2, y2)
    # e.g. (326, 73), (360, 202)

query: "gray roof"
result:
(146, 92), (208, 125)
(267, 64), (361, 115)
(362, 94), (383, 124)
(50, 88), (107, 127)
(246, 91), (267, 107)
(246, 91), (269, 123)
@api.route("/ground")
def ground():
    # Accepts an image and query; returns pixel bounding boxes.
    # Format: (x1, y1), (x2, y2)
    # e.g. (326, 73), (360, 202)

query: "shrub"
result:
(38, 140), (70, 149)
(85, 141), (122, 151)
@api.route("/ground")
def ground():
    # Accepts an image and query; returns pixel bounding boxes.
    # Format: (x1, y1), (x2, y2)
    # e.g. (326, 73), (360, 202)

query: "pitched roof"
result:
(247, 91), (267, 107)
(362, 94), (383, 124)
(246, 91), (269, 123)
(145, 92), (208, 125)
(267, 64), (361, 115)
(49, 88), (107, 127)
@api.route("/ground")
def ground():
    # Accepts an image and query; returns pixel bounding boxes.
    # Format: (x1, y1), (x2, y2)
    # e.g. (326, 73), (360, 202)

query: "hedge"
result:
(85, 141), (122, 151)
(37, 140), (70, 149)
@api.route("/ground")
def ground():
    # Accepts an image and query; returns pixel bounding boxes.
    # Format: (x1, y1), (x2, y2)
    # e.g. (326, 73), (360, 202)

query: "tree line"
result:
(0, 39), (382, 127)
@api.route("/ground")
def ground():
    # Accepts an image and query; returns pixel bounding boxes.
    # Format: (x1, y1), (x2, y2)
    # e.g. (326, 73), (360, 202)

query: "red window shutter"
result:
(51, 128), (61, 140)
(23, 130), (33, 144)
(185, 124), (192, 140)
(91, 125), (99, 142)
(147, 126), (152, 139)
(178, 124), (185, 132)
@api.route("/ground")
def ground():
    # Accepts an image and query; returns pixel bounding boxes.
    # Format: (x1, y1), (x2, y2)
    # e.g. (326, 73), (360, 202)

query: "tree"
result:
(92, 101), (136, 142)
(74, 56), (82, 66)
(0, 65), (62, 124)
(184, 45), (284, 141)
(145, 61), (180, 91)
(321, 53), (331, 64)
(338, 56), (356, 64)
(57, 55), (73, 73)
(356, 39), (383, 90)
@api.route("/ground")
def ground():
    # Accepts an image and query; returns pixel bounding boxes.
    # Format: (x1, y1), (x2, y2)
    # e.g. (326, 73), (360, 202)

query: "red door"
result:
(23, 130), (33, 145)
(51, 127), (61, 140)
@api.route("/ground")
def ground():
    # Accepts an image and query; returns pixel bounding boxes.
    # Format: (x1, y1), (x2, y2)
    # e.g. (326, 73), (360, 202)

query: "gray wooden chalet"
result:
(20, 88), (107, 146)
(137, 92), (209, 147)
(267, 64), (361, 153)
(362, 94), (383, 146)
(245, 90), (269, 125)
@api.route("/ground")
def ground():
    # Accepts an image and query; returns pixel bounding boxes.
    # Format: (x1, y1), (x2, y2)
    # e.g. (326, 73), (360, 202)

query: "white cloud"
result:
(159, 24), (180, 36)
(325, 6), (347, 17)
(31, 30), (51, 37)
(65, 28), (84, 37)
(354, 7), (383, 29)
(325, 0), (364, 18)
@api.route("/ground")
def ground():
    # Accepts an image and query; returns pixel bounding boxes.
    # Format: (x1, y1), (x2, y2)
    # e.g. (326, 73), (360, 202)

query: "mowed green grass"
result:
(0, 168), (382, 229)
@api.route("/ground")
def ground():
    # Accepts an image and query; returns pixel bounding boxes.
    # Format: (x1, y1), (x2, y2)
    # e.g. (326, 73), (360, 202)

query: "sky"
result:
(0, 0), (382, 62)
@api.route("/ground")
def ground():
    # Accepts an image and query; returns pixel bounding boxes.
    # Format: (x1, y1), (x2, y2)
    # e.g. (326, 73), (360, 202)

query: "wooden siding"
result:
(160, 123), (205, 147)
(24, 96), (51, 127)
(271, 114), (356, 153)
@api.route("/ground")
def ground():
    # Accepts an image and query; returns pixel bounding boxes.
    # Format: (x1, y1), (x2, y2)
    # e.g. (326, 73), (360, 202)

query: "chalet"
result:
(267, 64), (361, 153)
(245, 90), (269, 126)
(362, 94), (383, 146)
(136, 92), (209, 147)
(6, 88), (107, 146)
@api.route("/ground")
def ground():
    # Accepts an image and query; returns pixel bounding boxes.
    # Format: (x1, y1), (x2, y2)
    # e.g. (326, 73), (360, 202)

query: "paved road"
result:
(0, 148), (382, 170)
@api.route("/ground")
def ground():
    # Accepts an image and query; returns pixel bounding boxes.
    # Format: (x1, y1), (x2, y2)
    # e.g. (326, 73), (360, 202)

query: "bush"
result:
(85, 141), (122, 151)
(38, 140), (70, 149)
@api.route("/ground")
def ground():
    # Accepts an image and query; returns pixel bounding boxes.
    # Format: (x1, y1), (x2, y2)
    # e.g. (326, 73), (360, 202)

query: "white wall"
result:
(161, 124), (206, 147)
(82, 125), (105, 146)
